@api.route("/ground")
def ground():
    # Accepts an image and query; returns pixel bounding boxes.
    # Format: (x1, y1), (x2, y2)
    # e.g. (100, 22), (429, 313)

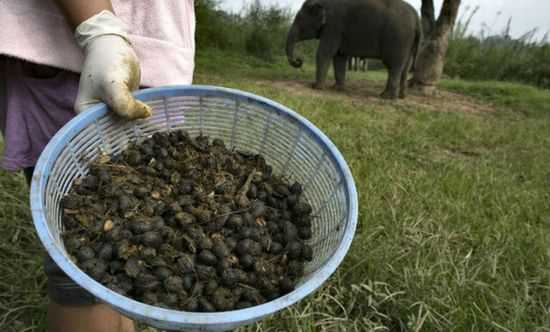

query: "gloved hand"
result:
(74, 10), (152, 119)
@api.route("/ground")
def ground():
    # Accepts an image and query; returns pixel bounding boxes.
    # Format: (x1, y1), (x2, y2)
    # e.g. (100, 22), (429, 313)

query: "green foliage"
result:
(243, 0), (291, 62)
(445, 6), (550, 89)
(245, 29), (272, 61)
(194, 0), (291, 62)
(195, 0), (237, 50)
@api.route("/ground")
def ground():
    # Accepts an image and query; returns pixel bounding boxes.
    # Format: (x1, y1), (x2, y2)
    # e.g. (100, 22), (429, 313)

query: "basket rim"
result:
(30, 84), (358, 328)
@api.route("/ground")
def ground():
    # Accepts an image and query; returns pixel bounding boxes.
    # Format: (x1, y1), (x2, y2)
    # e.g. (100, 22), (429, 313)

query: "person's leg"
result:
(26, 171), (135, 332)
(48, 302), (135, 332)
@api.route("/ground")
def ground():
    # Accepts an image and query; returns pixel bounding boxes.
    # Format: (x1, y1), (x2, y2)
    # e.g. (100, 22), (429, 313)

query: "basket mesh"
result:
(35, 87), (355, 331)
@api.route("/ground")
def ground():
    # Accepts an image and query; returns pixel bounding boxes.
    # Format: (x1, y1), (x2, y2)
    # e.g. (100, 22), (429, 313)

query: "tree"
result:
(409, 0), (461, 95)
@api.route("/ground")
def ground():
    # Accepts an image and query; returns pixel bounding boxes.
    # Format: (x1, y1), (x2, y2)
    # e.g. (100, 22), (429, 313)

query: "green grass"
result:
(2, 49), (550, 331)
(441, 79), (550, 118)
(0, 171), (46, 331)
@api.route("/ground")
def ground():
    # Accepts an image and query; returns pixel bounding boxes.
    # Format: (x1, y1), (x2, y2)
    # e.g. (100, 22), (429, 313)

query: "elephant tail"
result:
(410, 16), (422, 72)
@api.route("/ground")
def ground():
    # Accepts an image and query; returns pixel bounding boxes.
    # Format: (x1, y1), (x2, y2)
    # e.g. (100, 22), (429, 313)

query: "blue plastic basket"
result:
(30, 85), (358, 331)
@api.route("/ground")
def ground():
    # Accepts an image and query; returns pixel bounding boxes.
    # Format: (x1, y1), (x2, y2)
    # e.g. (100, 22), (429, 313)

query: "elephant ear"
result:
(306, 0), (326, 25)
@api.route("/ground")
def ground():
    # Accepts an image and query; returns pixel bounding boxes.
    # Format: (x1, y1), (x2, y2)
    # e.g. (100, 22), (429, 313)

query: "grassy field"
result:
(2, 48), (550, 331)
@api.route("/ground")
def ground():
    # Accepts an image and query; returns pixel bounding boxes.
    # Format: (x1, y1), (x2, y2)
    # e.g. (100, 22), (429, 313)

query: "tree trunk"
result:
(410, 0), (461, 95)
(420, 0), (436, 37)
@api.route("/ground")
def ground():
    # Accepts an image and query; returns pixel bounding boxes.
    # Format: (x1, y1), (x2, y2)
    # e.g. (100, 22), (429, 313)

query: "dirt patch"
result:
(262, 79), (497, 114)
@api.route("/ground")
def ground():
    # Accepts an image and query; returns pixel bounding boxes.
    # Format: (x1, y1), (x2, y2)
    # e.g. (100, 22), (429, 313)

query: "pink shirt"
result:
(0, 0), (196, 86)
(0, 0), (196, 171)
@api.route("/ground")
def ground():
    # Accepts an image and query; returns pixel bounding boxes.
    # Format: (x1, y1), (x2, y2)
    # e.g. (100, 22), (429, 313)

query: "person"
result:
(0, 0), (196, 331)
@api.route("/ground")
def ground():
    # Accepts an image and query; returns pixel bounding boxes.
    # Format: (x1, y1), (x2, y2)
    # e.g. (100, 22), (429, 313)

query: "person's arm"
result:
(53, 0), (151, 119)
(53, 0), (114, 28)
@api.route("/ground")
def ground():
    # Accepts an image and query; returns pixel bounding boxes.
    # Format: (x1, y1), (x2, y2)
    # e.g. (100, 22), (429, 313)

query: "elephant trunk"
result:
(286, 23), (303, 68)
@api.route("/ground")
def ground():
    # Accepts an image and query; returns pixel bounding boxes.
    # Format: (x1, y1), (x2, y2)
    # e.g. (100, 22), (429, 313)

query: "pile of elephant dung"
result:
(60, 130), (314, 312)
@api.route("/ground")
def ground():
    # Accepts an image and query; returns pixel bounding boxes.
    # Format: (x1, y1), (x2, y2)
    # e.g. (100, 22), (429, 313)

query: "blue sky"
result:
(219, 0), (550, 41)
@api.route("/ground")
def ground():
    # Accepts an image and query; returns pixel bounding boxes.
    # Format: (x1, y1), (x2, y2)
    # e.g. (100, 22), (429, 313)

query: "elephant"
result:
(286, 0), (422, 99)
(348, 56), (368, 72)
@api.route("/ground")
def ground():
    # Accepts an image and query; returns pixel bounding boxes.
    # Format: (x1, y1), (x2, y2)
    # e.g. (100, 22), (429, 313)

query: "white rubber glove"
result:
(74, 10), (152, 119)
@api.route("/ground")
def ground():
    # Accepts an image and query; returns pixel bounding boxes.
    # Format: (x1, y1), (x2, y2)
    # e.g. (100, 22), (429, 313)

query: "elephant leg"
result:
(314, 57), (331, 89)
(333, 55), (348, 90)
(314, 38), (339, 90)
(399, 57), (413, 99)
(381, 66), (402, 99)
